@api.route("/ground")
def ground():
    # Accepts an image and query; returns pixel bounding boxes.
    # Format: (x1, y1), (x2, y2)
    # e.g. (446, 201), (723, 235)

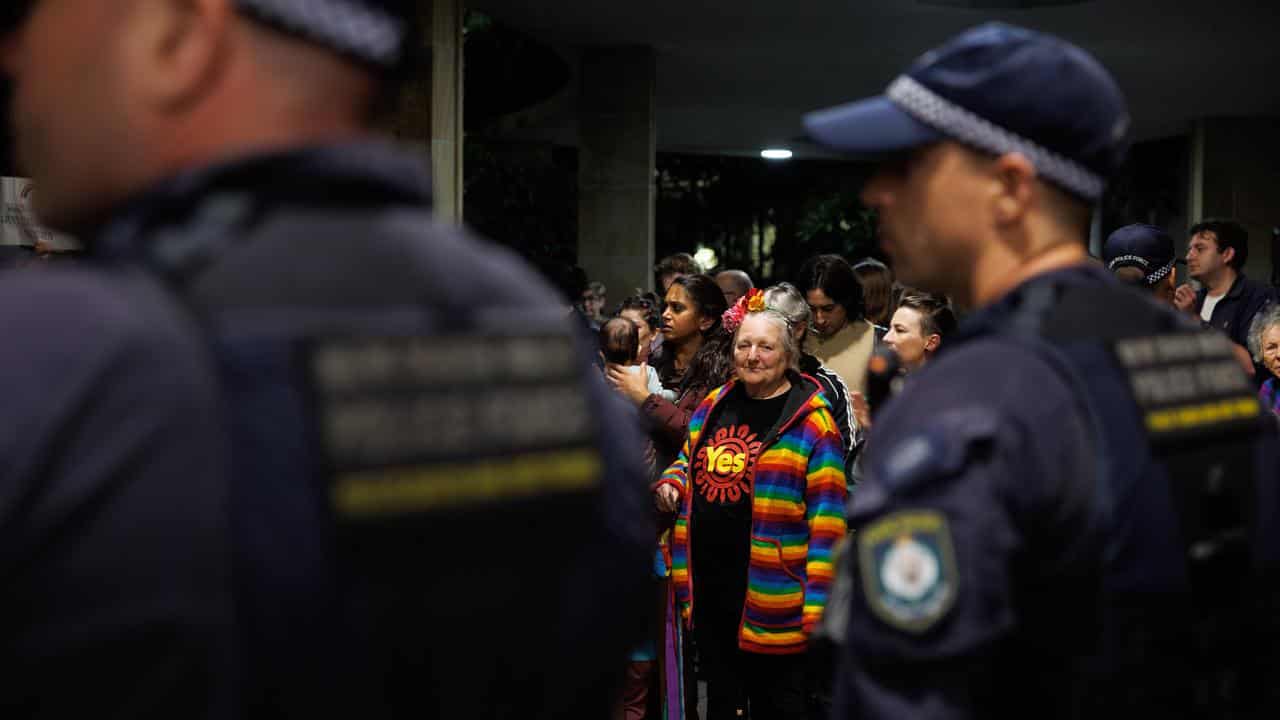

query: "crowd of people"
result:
(580, 23), (1280, 720)
(1, 2), (1278, 719)
(587, 251), (958, 719)
(584, 201), (1280, 719)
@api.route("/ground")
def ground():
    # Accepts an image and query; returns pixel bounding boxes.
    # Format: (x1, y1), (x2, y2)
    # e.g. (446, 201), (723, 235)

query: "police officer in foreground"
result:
(3, 1), (652, 717)
(0, 4), (236, 719)
(804, 23), (1280, 719)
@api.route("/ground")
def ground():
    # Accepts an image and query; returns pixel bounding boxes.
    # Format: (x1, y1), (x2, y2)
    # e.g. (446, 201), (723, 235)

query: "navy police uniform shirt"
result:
(92, 142), (655, 719)
(837, 264), (1280, 719)
(838, 303), (1104, 720)
(0, 264), (237, 716)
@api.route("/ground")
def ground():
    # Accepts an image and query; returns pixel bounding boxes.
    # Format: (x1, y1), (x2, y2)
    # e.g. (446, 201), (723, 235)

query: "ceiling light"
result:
(761, 148), (793, 160)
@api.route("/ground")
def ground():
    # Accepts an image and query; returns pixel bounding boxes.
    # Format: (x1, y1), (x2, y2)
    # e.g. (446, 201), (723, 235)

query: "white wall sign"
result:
(1, 177), (81, 252)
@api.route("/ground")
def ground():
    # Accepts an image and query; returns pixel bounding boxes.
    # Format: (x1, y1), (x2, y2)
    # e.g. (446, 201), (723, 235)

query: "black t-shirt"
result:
(691, 387), (789, 621)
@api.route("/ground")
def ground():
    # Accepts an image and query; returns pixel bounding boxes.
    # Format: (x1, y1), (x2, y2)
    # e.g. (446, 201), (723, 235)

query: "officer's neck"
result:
(968, 240), (1089, 309)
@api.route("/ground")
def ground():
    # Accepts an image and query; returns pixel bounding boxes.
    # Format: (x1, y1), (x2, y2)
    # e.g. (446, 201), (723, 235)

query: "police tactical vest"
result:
(957, 268), (1280, 718)
(93, 144), (652, 720)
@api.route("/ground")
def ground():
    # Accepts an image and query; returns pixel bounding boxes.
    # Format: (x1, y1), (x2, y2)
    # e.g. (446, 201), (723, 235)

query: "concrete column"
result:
(387, 0), (464, 223)
(1185, 118), (1280, 281)
(578, 47), (657, 299)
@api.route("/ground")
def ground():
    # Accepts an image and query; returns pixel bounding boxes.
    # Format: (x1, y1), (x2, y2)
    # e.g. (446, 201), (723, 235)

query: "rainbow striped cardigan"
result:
(655, 375), (848, 655)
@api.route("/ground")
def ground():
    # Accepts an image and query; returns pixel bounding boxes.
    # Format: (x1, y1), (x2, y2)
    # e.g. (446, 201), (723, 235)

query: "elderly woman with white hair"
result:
(762, 282), (858, 466)
(653, 289), (847, 720)
(1249, 303), (1280, 415)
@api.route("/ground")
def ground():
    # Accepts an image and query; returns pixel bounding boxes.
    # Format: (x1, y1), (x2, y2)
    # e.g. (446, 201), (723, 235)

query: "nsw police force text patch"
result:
(858, 509), (957, 633)
(304, 333), (602, 519)
(1112, 331), (1260, 443)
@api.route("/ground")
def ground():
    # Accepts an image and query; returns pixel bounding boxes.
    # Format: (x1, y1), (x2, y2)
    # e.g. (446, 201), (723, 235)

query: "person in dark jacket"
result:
(2, 1), (653, 718)
(1175, 218), (1276, 355)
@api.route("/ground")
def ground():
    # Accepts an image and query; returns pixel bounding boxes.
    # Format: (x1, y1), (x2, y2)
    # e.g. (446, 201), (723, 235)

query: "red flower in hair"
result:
(722, 288), (765, 333)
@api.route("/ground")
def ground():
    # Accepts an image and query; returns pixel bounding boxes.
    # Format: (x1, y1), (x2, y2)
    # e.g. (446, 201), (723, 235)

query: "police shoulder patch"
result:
(858, 509), (957, 633)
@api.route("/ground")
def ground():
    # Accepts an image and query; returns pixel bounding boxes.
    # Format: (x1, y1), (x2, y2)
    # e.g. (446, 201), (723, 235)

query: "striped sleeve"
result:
(655, 387), (718, 498)
(656, 430), (693, 499)
(801, 407), (849, 634)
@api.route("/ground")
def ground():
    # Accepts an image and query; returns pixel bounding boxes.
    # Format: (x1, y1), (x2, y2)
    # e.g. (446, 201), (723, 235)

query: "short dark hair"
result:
(599, 317), (639, 365)
(896, 291), (957, 340)
(1190, 218), (1249, 270)
(1112, 265), (1150, 288)
(618, 294), (661, 332)
(655, 253), (699, 280)
(798, 254), (865, 319)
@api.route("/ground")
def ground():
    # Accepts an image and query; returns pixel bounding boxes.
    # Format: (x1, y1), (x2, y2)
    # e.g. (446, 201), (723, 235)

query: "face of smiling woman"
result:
(734, 313), (791, 397)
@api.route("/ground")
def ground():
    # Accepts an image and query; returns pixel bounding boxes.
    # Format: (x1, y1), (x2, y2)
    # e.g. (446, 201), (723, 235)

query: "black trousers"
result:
(694, 608), (807, 720)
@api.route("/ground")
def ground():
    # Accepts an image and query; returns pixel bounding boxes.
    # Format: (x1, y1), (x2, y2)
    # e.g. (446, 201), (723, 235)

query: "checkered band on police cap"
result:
(235, 0), (408, 68)
(886, 75), (1106, 201)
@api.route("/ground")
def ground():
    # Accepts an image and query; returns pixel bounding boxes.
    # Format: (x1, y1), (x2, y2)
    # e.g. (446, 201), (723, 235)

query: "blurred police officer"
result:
(2, 1), (652, 718)
(0, 4), (236, 719)
(805, 23), (1280, 719)
(1104, 223), (1181, 305)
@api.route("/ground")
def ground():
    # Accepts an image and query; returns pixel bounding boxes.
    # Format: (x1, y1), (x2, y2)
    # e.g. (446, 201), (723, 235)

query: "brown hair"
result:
(600, 317), (639, 365)
(853, 259), (895, 326)
(896, 290), (957, 340)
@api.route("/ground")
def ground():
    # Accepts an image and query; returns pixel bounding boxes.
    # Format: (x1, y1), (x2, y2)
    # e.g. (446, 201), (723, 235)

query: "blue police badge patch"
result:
(858, 510), (957, 633)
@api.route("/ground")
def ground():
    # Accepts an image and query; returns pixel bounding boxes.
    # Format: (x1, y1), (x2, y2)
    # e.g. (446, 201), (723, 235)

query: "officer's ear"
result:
(131, 0), (233, 111)
(989, 152), (1036, 226)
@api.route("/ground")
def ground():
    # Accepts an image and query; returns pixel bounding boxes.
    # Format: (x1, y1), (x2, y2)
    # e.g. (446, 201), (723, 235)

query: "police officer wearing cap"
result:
(804, 22), (1280, 719)
(1104, 223), (1180, 305)
(0, 5), (236, 720)
(2, 1), (652, 718)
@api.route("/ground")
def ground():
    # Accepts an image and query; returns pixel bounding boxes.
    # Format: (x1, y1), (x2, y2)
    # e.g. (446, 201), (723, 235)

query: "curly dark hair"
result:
(655, 274), (733, 395)
(617, 294), (661, 334)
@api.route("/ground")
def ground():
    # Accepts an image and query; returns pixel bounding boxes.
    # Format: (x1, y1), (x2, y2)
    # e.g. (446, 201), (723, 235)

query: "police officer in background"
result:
(2, 1), (652, 718)
(804, 23), (1280, 719)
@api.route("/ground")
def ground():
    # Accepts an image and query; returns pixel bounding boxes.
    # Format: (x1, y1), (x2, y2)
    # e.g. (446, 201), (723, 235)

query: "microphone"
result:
(863, 343), (901, 417)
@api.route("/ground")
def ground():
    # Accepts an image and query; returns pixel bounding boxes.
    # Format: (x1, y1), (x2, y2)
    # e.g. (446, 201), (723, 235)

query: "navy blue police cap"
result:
(234, 0), (412, 68)
(1104, 223), (1179, 286)
(803, 22), (1130, 202)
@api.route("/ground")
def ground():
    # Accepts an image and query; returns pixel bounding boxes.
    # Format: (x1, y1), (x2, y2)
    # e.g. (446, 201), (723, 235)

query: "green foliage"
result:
(656, 154), (880, 284)
(795, 194), (879, 259)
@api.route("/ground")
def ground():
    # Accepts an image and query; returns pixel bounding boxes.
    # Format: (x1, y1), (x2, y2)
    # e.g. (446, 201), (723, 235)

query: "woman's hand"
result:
(654, 484), (681, 513)
(606, 363), (653, 406)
